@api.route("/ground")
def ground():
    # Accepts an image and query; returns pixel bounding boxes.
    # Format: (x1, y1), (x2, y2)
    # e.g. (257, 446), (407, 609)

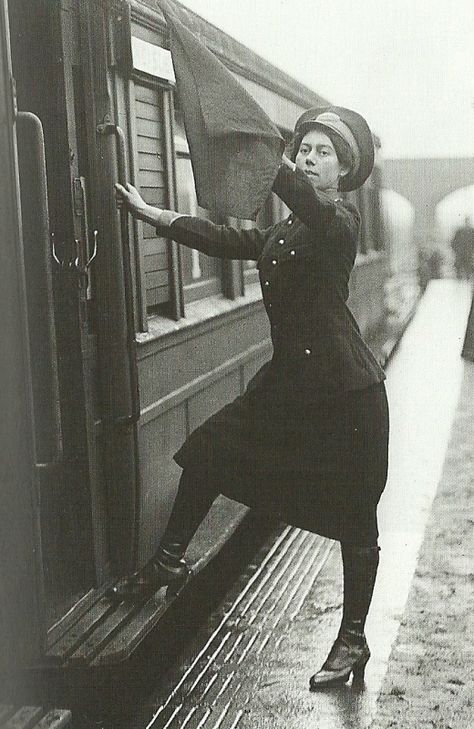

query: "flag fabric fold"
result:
(156, 0), (285, 220)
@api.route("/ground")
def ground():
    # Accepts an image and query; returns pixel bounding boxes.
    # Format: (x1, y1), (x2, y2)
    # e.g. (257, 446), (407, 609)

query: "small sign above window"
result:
(131, 36), (176, 84)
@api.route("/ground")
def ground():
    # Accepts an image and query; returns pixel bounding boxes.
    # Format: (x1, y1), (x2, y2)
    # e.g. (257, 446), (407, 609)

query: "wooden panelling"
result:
(135, 135), (163, 154)
(138, 151), (165, 172)
(137, 406), (186, 559)
(139, 341), (271, 426)
(137, 370), (243, 564)
(145, 269), (169, 289)
(187, 370), (241, 434)
(138, 169), (166, 188)
(135, 82), (161, 104)
(242, 352), (270, 390)
(138, 307), (270, 407)
(143, 222), (160, 240)
(145, 284), (169, 307)
(136, 308), (270, 564)
(135, 98), (164, 122)
(143, 233), (167, 252)
(133, 81), (170, 309)
(140, 186), (167, 205)
(136, 116), (163, 140)
(144, 251), (168, 272)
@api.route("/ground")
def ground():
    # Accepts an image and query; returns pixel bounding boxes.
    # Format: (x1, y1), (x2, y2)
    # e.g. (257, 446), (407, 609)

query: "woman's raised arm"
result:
(115, 182), (269, 261)
(272, 165), (360, 241)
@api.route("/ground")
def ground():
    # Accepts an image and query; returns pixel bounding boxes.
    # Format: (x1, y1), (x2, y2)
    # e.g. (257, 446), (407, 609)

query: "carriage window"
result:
(174, 113), (222, 303)
(131, 82), (285, 324)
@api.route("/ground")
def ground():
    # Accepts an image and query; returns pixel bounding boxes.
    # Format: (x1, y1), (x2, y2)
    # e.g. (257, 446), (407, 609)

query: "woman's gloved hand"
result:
(281, 153), (296, 172)
(115, 182), (162, 223)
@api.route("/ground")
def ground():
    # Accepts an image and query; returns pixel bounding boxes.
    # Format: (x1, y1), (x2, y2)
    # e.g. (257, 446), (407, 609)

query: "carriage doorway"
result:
(7, 0), (110, 628)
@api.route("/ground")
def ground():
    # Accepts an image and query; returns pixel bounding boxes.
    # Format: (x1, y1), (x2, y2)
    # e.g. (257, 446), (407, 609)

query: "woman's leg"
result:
(109, 469), (219, 601)
(309, 541), (380, 689)
(157, 468), (220, 569)
(340, 542), (380, 636)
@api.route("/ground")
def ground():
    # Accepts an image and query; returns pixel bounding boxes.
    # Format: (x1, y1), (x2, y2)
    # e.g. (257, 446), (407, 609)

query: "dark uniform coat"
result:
(163, 165), (389, 544)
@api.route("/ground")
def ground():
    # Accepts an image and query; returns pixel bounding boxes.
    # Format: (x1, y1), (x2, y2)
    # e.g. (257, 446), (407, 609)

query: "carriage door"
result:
(8, 0), (109, 628)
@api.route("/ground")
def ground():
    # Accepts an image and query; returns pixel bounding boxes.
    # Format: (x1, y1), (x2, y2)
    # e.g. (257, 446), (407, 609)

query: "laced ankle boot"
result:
(310, 544), (380, 689)
(107, 538), (191, 603)
(108, 469), (217, 603)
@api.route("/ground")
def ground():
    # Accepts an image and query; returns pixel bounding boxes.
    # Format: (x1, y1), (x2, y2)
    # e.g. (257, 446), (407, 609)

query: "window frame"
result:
(126, 63), (295, 331)
(127, 72), (184, 330)
(173, 119), (224, 305)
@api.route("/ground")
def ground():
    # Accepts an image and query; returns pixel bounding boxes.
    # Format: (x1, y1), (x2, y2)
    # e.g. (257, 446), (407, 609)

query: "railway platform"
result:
(74, 279), (473, 729)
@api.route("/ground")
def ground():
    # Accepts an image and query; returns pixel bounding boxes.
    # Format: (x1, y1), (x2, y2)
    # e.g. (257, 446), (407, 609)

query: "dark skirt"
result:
(174, 381), (389, 544)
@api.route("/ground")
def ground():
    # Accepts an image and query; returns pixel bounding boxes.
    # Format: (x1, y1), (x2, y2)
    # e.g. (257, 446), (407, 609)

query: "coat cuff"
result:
(157, 210), (188, 228)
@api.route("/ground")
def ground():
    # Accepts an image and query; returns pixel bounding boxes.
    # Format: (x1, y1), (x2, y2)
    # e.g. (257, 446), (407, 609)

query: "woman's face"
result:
(295, 128), (349, 191)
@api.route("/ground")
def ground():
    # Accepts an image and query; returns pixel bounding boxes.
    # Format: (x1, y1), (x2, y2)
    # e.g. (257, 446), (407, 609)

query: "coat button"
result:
(288, 218), (293, 226)
(278, 238), (285, 245)
(268, 303), (272, 309)
(304, 348), (311, 355)
(272, 259), (277, 266)
(290, 250), (296, 256)
(264, 281), (270, 287)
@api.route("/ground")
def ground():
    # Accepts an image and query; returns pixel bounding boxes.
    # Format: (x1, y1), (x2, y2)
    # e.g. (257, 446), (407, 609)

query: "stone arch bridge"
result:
(382, 157), (474, 248)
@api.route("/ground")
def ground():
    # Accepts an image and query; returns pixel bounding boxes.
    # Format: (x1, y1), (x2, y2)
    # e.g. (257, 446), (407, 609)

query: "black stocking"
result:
(158, 469), (219, 566)
(340, 543), (380, 637)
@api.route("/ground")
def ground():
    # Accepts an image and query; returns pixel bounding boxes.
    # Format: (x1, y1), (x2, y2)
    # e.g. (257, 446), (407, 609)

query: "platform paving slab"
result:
(370, 359), (474, 729)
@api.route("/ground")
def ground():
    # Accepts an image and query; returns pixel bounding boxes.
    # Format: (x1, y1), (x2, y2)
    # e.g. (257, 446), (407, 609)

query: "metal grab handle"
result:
(50, 231), (70, 267)
(51, 231), (98, 273)
(86, 229), (98, 268)
(16, 111), (62, 465)
(73, 230), (98, 273)
(97, 122), (140, 424)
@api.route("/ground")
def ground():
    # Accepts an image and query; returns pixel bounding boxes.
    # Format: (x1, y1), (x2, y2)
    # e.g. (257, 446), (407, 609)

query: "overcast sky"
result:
(179, 0), (474, 160)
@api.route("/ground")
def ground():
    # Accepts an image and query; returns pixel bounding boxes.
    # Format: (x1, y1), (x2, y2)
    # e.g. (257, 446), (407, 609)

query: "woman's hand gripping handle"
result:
(114, 182), (163, 226)
(115, 182), (184, 228)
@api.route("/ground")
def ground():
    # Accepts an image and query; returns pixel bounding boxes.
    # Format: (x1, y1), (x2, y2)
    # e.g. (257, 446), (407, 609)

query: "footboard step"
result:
(0, 705), (71, 729)
(44, 499), (249, 667)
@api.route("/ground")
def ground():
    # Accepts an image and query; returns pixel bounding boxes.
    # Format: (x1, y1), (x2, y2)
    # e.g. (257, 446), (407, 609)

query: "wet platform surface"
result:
(116, 280), (472, 729)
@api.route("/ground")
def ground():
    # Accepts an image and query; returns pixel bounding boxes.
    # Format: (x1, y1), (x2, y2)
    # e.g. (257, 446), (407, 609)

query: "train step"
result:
(0, 705), (71, 729)
(45, 499), (249, 668)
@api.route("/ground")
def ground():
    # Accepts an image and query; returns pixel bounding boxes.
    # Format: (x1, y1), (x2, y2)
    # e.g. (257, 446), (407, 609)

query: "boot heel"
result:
(352, 655), (369, 680)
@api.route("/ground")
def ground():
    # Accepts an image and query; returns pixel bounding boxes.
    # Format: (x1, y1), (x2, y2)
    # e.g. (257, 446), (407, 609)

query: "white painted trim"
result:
(131, 36), (175, 84)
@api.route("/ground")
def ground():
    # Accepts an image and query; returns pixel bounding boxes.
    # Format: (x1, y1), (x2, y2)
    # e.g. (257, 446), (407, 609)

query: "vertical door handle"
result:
(16, 111), (62, 465)
(97, 121), (140, 424)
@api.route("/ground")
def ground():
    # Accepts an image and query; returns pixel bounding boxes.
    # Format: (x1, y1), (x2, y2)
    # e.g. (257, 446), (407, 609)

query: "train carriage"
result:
(1, 0), (388, 672)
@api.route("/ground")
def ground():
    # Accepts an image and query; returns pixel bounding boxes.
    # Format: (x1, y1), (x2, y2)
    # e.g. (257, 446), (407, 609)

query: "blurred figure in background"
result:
(451, 216), (474, 279)
(418, 245), (444, 290)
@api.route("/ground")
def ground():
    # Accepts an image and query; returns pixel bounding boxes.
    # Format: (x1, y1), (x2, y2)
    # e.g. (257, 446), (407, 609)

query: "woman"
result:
(112, 106), (389, 689)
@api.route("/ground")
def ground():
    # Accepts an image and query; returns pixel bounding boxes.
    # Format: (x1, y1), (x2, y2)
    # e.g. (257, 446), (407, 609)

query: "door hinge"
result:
(10, 74), (17, 117)
(73, 177), (85, 218)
